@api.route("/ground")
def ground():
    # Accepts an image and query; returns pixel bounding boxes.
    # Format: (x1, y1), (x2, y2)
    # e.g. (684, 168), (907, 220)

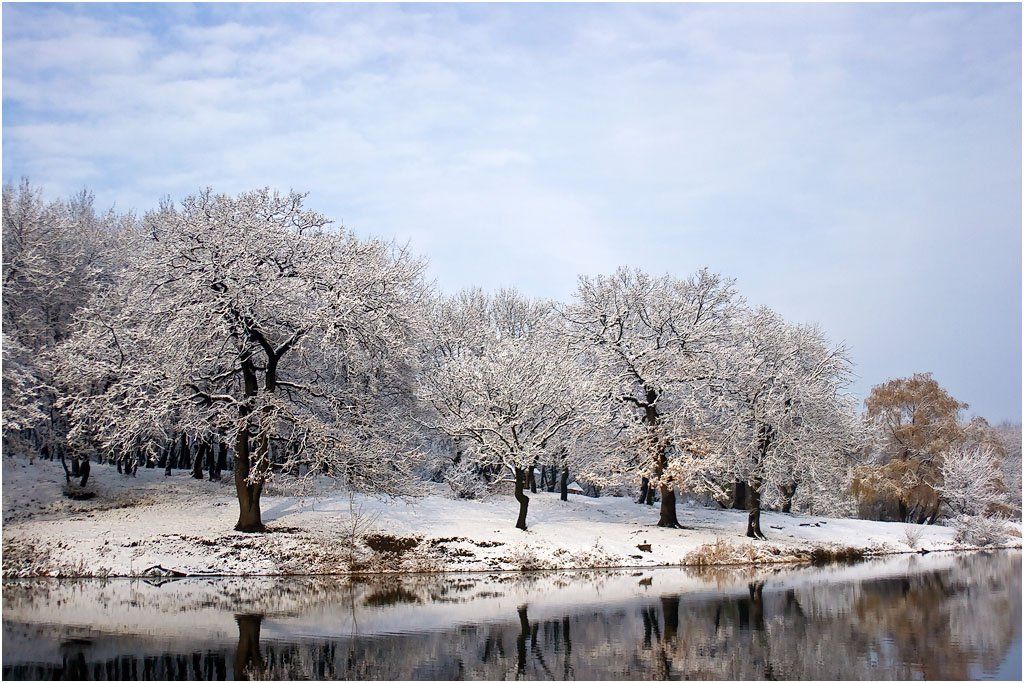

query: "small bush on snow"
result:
(952, 515), (1008, 547)
(902, 526), (924, 549)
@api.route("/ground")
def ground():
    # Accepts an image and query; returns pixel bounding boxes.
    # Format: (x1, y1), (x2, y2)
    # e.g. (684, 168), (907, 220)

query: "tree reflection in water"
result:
(2, 551), (1020, 680)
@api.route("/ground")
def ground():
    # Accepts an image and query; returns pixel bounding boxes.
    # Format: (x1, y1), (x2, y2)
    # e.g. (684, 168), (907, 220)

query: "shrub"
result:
(683, 539), (740, 566)
(902, 526), (924, 549)
(952, 515), (1008, 547)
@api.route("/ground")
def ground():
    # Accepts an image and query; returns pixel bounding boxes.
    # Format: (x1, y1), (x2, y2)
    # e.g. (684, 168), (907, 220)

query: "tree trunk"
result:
(779, 482), (796, 514)
(164, 438), (173, 476)
(926, 499), (941, 525)
(527, 461), (538, 494)
(207, 438), (218, 480)
(192, 440), (207, 480)
(79, 458), (90, 488)
(514, 467), (530, 530)
(177, 432), (189, 470)
(58, 453), (72, 485)
(559, 466), (569, 501)
(234, 429), (266, 532)
(216, 440), (228, 478)
(637, 477), (650, 504)
(746, 481), (766, 539)
(657, 485), (680, 528)
(233, 351), (269, 532)
(732, 480), (748, 510)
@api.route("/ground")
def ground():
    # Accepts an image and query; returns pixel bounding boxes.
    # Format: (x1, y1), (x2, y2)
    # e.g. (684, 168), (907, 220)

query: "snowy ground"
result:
(2, 457), (1020, 577)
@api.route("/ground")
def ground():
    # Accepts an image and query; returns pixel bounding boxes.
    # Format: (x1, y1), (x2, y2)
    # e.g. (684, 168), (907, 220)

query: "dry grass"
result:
(2, 537), (102, 578)
(683, 539), (740, 566)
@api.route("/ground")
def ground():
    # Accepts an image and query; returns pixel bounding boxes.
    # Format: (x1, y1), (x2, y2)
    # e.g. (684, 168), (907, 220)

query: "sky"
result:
(2, 2), (1021, 422)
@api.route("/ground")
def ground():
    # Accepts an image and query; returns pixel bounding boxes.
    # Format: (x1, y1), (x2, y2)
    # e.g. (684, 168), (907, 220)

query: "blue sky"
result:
(3, 2), (1021, 422)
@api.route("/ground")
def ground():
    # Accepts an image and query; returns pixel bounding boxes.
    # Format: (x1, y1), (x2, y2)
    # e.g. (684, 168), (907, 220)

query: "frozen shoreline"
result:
(3, 458), (1020, 578)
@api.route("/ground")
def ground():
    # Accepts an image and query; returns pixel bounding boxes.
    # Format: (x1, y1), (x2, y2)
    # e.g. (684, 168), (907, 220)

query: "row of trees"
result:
(3, 182), (1018, 535)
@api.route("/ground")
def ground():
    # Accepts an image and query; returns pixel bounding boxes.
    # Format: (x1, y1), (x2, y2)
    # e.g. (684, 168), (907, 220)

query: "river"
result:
(2, 550), (1020, 680)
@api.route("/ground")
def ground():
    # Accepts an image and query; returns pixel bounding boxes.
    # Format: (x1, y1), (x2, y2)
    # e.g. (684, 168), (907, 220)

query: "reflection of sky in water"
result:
(989, 638), (1022, 681)
(2, 551), (1021, 680)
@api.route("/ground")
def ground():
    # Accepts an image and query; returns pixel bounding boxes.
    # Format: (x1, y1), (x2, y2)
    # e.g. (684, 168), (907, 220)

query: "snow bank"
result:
(2, 458), (1020, 577)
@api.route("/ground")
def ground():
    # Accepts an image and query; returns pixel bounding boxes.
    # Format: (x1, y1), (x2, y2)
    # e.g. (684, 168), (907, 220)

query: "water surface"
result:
(3, 551), (1020, 680)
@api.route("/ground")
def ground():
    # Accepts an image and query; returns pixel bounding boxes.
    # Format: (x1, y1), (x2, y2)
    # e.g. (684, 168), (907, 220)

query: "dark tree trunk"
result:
(164, 438), (173, 476)
(637, 477), (650, 504)
(657, 485), (680, 528)
(79, 458), (90, 488)
(514, 467), (530, 530)
(646, 395), (677, 524)
(897, 498), (909, 523)
(539, 466), (548, 491)
(645, 485), (655, 505)
(234, 431), (265, 532)
(177, 432), (189, 470)
(234, 353), (268, 532)
(732, 480), (748, 510)
(528, 462), (537, 494)
(192, 440), (207, 480)
(216, 440), (228, 479)
(779, 482), (797, 514)
(70, 457), (80, 477)
(207, 439), (218, 480)
(926, 499), (941, 525)
(559, 466), (569, 501)
(58, 453), (72, 485)
(745, 481), (766, 539)
(233, 615), (265, 681)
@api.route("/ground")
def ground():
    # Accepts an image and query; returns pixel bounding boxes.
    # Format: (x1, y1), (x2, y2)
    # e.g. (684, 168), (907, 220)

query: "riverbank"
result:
(2, 457), (1020, 577)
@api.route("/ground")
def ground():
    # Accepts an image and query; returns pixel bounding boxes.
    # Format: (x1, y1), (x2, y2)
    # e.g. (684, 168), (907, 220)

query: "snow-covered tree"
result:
(937, 444), (1011, 546)
(2, 180), (132, 460)
(563, 267), (740, 527)
(55, 188), (428, 531)
(1, 334), (47, 437)
(683, 307), (857, 538)
(937, 445), (1007, 518)
(419, 289), (602, 529)
(993, 422), (1022, 516)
